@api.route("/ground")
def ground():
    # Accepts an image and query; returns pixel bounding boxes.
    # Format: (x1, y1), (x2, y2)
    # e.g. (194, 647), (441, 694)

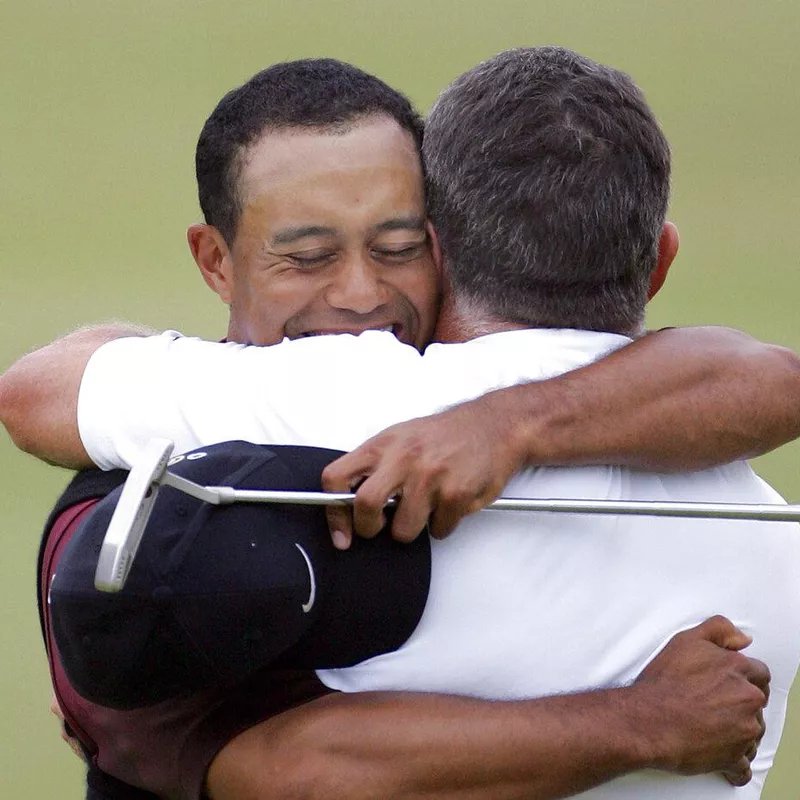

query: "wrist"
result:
(506, 378), (584, 467)
(482, 387), (537, 472)
(614, 682), (680, 773)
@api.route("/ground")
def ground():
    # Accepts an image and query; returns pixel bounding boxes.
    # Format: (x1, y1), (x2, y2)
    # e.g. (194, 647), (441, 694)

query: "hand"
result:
(631, 616), (769, 786)
(321, 390), (524, 548)
(50, 694), (87, 763)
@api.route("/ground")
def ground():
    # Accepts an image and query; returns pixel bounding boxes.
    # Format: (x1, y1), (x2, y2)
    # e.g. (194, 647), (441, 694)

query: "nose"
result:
(325, 255), (389, 315)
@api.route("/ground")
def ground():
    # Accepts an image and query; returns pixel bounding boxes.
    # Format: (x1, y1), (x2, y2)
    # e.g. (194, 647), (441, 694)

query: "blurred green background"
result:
(1, 0), (798, 797)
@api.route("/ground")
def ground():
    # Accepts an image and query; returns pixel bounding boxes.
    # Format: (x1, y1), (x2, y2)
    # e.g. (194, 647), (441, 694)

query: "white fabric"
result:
(79, 328), (800, 798)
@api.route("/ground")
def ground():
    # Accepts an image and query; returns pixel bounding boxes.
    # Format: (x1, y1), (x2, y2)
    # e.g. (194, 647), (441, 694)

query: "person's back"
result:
(315, 327), (800, 798)
(70, 304), (800, 799)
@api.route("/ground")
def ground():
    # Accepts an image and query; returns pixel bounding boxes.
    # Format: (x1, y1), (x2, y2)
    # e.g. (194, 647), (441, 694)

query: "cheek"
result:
(393, 263), (442, 336)
(232, 271), (325, 345)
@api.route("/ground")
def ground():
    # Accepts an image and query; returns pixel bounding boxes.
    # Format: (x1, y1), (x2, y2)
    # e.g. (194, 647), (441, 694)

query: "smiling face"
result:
(189, 115), (441, 348)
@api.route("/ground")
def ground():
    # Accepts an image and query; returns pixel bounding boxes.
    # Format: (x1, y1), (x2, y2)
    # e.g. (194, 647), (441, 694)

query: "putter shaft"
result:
(207, 487), (800, 523)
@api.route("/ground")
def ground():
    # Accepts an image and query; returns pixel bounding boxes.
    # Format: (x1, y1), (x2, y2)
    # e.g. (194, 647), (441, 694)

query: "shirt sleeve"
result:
(78, 330), (427, 470)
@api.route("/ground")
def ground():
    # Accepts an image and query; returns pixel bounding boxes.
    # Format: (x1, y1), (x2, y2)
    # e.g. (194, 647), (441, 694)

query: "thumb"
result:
(689, 615), (752, 651)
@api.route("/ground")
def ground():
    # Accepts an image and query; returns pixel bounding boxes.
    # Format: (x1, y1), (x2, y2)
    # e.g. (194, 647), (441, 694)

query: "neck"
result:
(433, 293), (526, 344)
(432, 288), (644, 344)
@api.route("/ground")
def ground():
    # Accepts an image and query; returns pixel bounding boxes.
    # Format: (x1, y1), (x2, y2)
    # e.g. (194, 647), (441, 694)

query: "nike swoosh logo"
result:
(295, 543), (316, 613)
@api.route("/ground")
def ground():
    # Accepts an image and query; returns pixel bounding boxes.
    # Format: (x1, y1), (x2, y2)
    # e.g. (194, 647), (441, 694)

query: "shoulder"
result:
(37, 469), (128, 637)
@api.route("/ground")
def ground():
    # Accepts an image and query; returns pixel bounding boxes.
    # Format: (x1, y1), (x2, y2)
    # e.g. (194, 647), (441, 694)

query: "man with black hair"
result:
(4, 53), (800, 799)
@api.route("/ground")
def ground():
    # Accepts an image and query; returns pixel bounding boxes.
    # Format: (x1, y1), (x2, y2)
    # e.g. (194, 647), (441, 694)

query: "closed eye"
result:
(288, 252), (337, 267)
(372, 244), (425, 263)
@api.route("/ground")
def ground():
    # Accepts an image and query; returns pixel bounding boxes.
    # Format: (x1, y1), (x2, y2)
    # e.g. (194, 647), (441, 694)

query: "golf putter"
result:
(94, 438), (176, 592)
(95, 438), (800, 592)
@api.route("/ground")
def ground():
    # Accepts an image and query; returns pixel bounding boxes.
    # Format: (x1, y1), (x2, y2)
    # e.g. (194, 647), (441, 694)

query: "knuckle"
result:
(467, 495), (488, 516)
(438, 484), (466, 507)
(729, 651), (752, 673)
(711, 614), (734, 628)
(321, 463), (345, 490)
(741, 718), (762, 740)
(355, 486), (386, 513)
(704, 614), (733, 637)
(708, 614), (730, 626)
(746, 682), (768, 709)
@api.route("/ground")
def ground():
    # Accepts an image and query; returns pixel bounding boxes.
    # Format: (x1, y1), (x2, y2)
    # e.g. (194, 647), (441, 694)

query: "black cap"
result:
(50, 441), (431, 709)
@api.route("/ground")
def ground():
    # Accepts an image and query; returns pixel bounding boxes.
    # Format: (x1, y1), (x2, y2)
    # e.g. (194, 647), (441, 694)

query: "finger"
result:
(688, 615), (752, 651)
(428, 491), (481, 539)
(740, 657), (771, 700)
(390, 477), (435, 543)
(722, 758), (752, 787)
(70, 738), (87, 762)
(350, 473), (396, 538)
(322, 458), (366, 550)
(325, 505), (353, 550)
(756, 709), (766, 744)
(322, 448), (375, 494)
(324, 444), (401, 539)
(745, 740), (758, 763)
(50, 696), (63, 719)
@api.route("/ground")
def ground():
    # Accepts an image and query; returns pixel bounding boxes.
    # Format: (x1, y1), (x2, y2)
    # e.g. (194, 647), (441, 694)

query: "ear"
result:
(648, 221), (679, 301)
(187, 223), (235, 305)
(425, 219), (444, 277)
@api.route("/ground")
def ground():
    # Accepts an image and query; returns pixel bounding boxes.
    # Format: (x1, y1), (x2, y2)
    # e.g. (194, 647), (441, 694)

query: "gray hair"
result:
(423, 46), (671, 334)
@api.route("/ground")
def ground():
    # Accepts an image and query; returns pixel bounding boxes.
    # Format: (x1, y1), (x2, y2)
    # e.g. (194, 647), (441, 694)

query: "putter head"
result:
(94, 438), (175, 592)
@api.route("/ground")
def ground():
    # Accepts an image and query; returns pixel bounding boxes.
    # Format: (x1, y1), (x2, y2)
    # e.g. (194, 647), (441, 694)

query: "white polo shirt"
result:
(78, 329), (800, 798)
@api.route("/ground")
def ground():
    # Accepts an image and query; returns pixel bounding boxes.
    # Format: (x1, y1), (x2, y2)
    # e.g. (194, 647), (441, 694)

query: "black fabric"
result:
(36, 469), (158, 800)
(36, 469), (128, 641)
(85, 763), (161, 800)
(50, 441), (431, 710)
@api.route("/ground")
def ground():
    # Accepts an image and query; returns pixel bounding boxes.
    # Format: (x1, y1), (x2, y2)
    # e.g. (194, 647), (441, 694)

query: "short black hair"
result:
(424, 47), (671, 335)
(196, 59), (425, 245)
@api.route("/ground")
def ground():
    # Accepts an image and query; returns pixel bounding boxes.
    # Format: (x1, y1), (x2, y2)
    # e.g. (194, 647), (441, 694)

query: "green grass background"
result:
(1, 0), (798, 796)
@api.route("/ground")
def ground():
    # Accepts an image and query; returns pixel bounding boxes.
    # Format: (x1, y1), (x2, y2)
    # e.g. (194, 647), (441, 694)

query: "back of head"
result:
(424, 47), (671, 335)
(197, 58), (424, 245)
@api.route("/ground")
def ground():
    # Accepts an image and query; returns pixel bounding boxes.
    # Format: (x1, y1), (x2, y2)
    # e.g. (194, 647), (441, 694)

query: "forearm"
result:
(207, 689), (656, 800)
(208, 618), (766, 799)
(512, 326), (800, 470)
(0, 323), (154, 468)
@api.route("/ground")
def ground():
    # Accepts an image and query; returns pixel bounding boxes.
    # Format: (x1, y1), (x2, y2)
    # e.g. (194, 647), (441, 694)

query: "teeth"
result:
(298, 326), (395, 338)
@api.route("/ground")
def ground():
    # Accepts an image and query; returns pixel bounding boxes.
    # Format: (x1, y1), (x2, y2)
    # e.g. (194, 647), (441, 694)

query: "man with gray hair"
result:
(426, 47), (672, 335)
(5, 48), (800, 799)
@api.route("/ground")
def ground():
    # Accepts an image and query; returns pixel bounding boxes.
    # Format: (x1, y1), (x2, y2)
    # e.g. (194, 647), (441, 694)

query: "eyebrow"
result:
(271, 225), (338, 246)
(370, 215), (426, 235)
(270, 215), (426, 247)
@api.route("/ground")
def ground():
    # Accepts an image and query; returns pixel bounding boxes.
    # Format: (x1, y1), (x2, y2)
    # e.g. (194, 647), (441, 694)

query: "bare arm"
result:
(0, 323), (152, 468)
(525, 325), (800, 469)
(206, 618), (768, 800)
(323, 326), (800, 543)
(3, 322), (799, 523)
